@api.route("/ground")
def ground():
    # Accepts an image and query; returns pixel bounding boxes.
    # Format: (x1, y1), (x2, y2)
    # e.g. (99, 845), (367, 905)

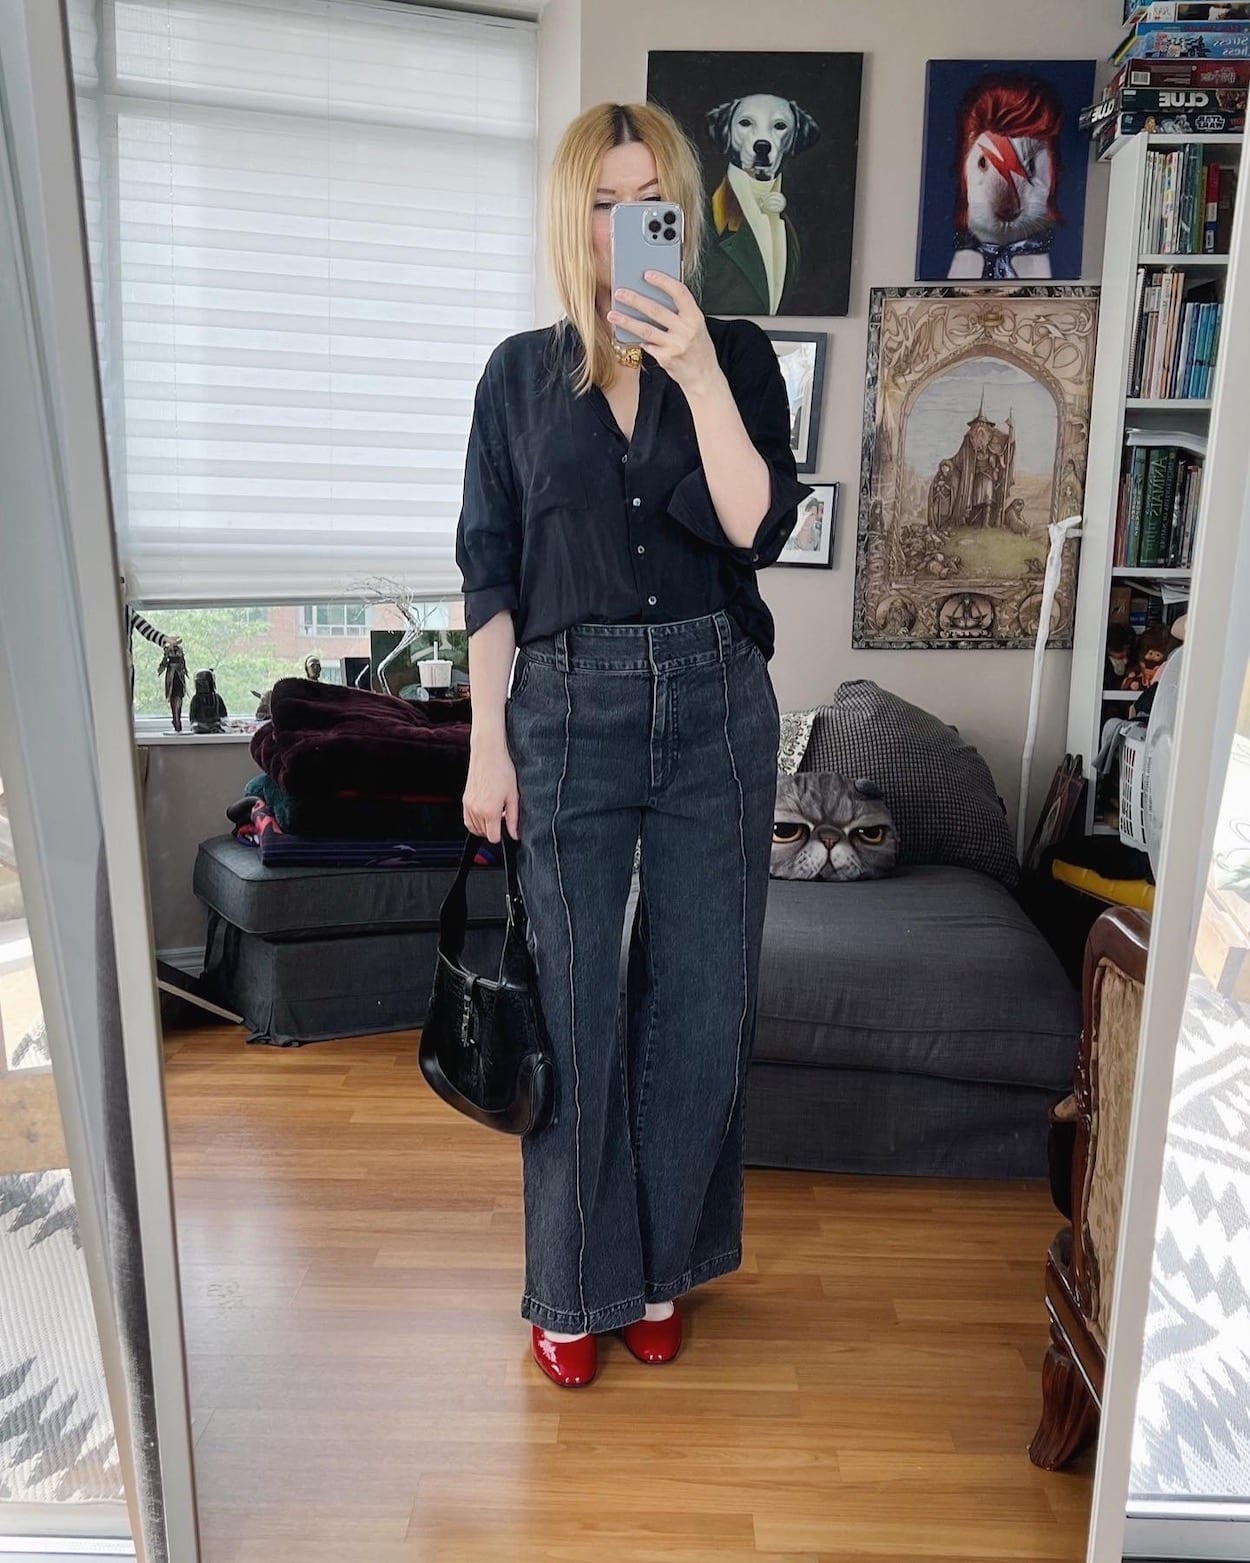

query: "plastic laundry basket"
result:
(1119, 729), (1150, 851)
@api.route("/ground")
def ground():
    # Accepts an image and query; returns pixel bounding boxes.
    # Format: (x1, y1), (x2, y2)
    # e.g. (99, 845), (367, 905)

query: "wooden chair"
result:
(1029, 904), (1151, 1470)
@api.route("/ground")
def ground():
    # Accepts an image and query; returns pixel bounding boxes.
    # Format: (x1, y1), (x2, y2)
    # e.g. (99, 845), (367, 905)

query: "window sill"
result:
(134, 730), (257, 746)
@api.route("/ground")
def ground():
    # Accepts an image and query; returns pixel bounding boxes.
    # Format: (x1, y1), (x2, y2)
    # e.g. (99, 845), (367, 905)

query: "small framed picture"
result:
(777, 483), (837, 568)
(765, 329), (827, 475)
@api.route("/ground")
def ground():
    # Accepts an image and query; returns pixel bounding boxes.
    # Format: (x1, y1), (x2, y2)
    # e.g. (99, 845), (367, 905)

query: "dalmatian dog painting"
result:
(647, 51), (864, 317)
(702, 93), (820, 315)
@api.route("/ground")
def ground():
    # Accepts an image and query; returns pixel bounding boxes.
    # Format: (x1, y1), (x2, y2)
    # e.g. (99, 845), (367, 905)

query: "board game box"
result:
(1080, 84), (1247, 126)
(1110, 55), (1250, 87)
(1092, 106), (1245, 154)
(1115, 22), (1250, 60)
(1125, 2), (1250, 20)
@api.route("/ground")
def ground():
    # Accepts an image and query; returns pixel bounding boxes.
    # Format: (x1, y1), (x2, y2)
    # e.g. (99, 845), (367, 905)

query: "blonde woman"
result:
(456, 102), (810, 1388)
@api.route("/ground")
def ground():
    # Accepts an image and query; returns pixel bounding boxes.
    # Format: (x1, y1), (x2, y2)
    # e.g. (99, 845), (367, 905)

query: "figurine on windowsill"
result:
(190, 669), (228, 734)
(157, 636), (188, 732)
(121, 575), (176, 706)
(304, 653), (323, 682)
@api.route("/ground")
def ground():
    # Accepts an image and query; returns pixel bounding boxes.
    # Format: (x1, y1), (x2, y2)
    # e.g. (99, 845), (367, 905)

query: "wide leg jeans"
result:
(503, 610), (779, 1335)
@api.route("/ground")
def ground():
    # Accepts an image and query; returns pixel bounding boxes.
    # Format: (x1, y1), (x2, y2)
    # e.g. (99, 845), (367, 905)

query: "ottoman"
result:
(194, 834), (508, 1046)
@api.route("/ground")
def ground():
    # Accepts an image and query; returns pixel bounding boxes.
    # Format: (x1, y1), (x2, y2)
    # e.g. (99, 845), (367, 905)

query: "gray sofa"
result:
(741, 865), (1080, 1179)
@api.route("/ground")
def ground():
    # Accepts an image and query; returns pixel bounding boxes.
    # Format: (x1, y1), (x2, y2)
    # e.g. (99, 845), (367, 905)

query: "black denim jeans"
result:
(504, 609), (780, 1335)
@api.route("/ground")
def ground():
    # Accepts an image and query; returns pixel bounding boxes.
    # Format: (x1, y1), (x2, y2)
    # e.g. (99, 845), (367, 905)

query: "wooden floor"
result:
(163, 1025), (1094, 1563)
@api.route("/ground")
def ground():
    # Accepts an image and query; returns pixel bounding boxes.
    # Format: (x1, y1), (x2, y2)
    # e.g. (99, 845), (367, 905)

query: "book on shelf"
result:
(1130, 269), (1223, 396)
(1110, 56), (1250, 88)
(1114, 21), (1250, 63)
(1126, 2), (1250, 20)
(1113, 439), (1206, 569)
(1137, 144), (1237, 254)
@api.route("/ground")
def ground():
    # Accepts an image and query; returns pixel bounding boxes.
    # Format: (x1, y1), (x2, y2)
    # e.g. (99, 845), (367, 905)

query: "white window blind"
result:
(68, 0), (537, 605)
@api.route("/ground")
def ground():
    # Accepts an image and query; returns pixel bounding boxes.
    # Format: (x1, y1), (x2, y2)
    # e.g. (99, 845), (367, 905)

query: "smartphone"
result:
(610, 201), (684, 346)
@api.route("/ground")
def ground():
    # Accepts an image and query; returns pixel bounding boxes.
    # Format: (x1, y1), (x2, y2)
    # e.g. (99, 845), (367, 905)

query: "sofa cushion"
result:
(755, 865), (1079, 1092)
(194, 834), (505, 937)
(800, 680), (1019, 888)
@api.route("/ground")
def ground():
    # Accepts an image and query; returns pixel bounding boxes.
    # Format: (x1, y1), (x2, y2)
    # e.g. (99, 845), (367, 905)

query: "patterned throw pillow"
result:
(797, 679), (1019, 888)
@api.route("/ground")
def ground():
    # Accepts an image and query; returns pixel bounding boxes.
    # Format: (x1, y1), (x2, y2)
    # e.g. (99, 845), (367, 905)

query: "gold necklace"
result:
(611, 338), (643, 369)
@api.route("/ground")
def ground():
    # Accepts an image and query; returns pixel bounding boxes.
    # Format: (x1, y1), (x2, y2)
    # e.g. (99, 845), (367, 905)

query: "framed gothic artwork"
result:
(853, 286), (1098, 651)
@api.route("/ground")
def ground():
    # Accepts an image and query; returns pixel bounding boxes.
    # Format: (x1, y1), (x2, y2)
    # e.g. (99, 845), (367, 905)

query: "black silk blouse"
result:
(454, 315), (812, 661)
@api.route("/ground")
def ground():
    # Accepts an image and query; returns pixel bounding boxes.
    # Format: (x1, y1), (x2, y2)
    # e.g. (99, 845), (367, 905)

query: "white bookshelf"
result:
(1138, 253), (1228, 267)
(1125, 397), (1212, 410)
(1067, 132), (1242, 835)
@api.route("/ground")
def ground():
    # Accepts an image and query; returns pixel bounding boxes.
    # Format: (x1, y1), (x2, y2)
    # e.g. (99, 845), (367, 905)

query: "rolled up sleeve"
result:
(667, 320), (813, 569)
(455, 350), (521, 635)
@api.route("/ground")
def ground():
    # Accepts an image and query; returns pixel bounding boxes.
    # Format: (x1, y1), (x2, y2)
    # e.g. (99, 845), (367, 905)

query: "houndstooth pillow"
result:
(797, 680), (1019, 888)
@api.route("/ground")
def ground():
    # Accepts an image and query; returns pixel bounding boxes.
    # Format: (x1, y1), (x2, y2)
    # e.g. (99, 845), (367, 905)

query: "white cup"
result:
(419, 658), (453, 690)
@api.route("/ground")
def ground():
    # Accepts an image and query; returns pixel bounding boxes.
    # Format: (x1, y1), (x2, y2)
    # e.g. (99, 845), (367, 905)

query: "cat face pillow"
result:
(771, 772), (900, 882)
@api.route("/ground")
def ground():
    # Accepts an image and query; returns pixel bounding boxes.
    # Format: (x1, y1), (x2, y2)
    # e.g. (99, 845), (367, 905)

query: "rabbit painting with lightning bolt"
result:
(947, 73), (1066, 281)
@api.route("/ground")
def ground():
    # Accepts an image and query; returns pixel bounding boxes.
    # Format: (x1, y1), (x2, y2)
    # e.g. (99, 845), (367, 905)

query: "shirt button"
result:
(647, 595), (657, 606)
(631, 497), (641, 508)
(621, 453), (628, 464)
(637, 544), (645, 554)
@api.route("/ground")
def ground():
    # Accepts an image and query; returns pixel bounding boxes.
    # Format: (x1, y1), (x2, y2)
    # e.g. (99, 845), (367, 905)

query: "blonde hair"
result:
(546, 102), (705, 395)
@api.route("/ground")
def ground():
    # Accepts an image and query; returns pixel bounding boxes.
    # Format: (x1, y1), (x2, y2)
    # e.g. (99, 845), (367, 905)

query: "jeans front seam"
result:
(618, 839), (640, 1183)
(716, 639), (750, 1158)
(631, 849), (660, 1172)
(551, 662), (588, 1330)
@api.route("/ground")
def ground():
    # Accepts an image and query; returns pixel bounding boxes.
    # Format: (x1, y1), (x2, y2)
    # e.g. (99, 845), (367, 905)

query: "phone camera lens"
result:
(647, 219), (661, 233)
(663, 210), (676, 224)
(663, 227), (676, 241)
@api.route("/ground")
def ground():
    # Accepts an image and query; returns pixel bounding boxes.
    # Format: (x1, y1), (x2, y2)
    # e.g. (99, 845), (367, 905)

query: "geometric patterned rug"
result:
(1130, 968), (1250, 1500)
(0, 1014), (123, 1503)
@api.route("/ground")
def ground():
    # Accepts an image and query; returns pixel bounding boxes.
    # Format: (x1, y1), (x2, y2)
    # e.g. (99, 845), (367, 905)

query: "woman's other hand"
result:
(607, 273), (721, 399)
(463, 732), (520, 843)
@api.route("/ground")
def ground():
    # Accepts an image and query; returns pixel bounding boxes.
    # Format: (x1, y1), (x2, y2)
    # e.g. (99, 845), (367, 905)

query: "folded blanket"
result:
(250, 677), (471, 800)
(238, 796), (500, 869)
(240, 772), (463, 841)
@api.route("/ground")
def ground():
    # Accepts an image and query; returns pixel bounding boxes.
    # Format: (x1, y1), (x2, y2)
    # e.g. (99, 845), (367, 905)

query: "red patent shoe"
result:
(530, 1325), (598, 1388)
(620, 1302), (683, 1364)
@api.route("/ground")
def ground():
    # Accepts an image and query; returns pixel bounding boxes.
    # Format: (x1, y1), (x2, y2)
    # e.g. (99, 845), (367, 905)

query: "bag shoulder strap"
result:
(438, 831), (529, 971)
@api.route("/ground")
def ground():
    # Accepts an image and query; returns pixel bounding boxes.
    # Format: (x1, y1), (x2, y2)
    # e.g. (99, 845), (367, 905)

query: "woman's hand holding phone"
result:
(607, 273), (721, 400)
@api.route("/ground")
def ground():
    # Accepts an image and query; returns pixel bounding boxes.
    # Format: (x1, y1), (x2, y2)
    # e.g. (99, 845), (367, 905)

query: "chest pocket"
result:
(512, 405), (590, 520)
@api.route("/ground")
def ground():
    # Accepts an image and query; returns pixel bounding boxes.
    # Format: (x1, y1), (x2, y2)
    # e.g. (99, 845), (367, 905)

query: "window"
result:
(68, 0), (537, 607)
(299, 603), (371, 639)
(129, 598), (461, 728)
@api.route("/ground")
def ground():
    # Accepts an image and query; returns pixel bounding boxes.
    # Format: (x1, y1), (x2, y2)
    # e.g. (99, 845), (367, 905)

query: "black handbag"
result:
(418, 830), (554, 1136)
